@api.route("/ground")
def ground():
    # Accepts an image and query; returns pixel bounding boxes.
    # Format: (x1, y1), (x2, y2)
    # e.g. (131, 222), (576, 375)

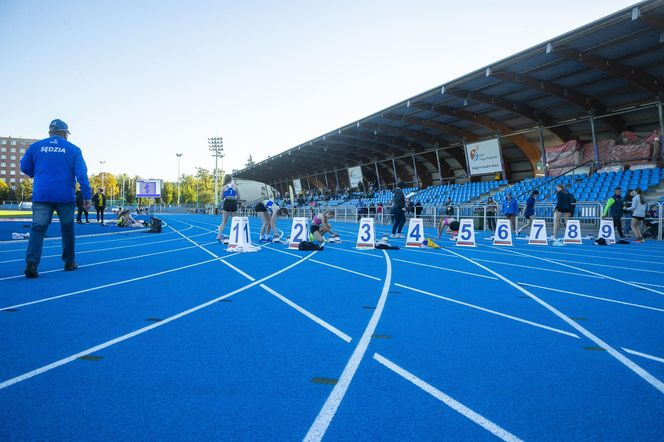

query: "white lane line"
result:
(441, 247), (664, 394)
(322, 245), (385, 259)
(373, 353), (523, 442)
(168, 221), (353, 342)
(548, 258), (664, 275)
(266, 246), (381, 281)
(304, 250), (392, 442)
(0, 227), (186, 254)
(486, 245), (664, 296)
(622, 348), (664, 365)
(629, 281), (664, 289)
(395, 283), (579, 339)
(0, 252), (316, 390)
(259, 284), (352, 343)
(393, 258), (498, 280)
(519, 283), (664, 313)
(0, 232), (206, 264)
(474, 258), (603, 279)
(0, 241), (219, 282)
(0, 257), (222, 311)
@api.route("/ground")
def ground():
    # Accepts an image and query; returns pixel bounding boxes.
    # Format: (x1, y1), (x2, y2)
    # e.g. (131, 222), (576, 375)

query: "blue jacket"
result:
(524, 197), (536, 218)
(502, 198), (518, 215)
(20, 135), (92, 203)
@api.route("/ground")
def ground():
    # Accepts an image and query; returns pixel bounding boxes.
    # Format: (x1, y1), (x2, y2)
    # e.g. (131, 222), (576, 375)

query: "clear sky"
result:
(0, 0), (638, 181)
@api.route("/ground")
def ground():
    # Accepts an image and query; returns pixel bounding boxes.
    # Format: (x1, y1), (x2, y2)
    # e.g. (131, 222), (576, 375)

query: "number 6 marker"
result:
(493, 219), (513, 246)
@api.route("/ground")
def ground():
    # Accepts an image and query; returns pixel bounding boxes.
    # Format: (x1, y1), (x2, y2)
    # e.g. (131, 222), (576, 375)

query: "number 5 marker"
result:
(456, 219), (476, 247)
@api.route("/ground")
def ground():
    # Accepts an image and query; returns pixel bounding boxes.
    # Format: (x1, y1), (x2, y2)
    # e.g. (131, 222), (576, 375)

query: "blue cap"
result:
(49, 119), (70, 134)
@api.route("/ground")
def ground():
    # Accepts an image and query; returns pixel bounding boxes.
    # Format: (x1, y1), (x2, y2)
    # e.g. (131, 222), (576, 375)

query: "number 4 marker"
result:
(406, 218), (425, 247)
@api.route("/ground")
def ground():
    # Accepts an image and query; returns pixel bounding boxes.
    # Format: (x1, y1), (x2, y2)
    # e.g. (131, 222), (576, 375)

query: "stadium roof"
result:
(235, 0), (664, 188)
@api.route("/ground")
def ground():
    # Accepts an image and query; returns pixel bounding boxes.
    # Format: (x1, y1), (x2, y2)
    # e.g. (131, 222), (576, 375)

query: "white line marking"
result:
(441, 247), (664, 394)
(395, 283), (579, 339)
(486, 245), (664, 296)
(0, 232), (206, 264)
(393, 258), (498, 280)
(0, 257), (222, 311)
(622, 348), (664, 364)
(629, 281), (664, 289)
(547, 258), (664, 275)
(373, 353), (523, 442)
(0, 241), (219, 282)
(259, 284), (352, 343)
(518, 283), (664, 313)
(474, 258), (603, 279)
(266, 246), (381, 281)
(0, 251), (316, 390)
(304, 250), (392, 442)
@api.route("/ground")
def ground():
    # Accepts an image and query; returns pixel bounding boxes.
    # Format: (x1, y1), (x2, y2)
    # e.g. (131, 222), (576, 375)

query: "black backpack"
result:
(149, 217), (162, 233)
(298, 241), (323, 251)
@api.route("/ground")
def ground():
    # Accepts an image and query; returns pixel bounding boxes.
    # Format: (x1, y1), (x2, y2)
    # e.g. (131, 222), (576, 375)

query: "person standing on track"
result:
(20, 119), (92, 278)
(516, 190), (539, 236)
(552, 183), (571, 239)
(390, 181), (406, 238)
(92, 188), (106, 224)
(628, 187), (647, 242)
(502, 192), (518, 233)
(255, 199), (283, 242)
(603, 186), (625, 239)
(75, 187), (90, 224)
(216, 174), (240, 242)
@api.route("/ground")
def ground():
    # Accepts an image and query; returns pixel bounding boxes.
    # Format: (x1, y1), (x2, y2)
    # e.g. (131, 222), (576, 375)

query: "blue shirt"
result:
(524, 197), (536, 218)
(502, 198), (518, 215)
(223, 183), (237, 199)
(20, 135), (91, 203)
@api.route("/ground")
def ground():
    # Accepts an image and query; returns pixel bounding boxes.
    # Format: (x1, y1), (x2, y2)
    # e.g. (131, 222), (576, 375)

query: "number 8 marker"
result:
(563, 219), (583, 244)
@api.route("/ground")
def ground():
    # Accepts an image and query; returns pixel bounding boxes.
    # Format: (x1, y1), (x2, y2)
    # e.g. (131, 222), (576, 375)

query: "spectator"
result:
(20, 119), (91, 278)
(92, 188), (107, 224)
(391, 182), (407, 238)
(628, 187), (647, 242)
(75, 188), (90, 224)
(552, 184), (571, 239)
(502, 192), (519, 233)
(485, 196), (497, 231)
(603, 187), (625, 239)
(623, 189), (634, 237)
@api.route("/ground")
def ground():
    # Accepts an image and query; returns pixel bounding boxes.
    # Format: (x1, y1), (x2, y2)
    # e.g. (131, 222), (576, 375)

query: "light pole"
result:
(99, 161), (106, 189)
(208, 137), (224, 208)
(176, 153), (183, 206)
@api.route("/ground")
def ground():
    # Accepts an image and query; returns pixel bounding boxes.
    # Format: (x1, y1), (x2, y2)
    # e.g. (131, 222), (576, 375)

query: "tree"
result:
(245, 155), (255, 168)
(162, 182), (175, 206)
(89, 173), (120, 204)
(18, 178), (33, 201)
(0, 180), (9, 200)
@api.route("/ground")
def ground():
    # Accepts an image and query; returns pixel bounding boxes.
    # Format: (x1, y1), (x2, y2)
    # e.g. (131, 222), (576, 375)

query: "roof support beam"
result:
(382, 112), (476, 141)
(489, 70), (625, 134)
(553, 47), (663, 96)
(446, 89), (572, 141)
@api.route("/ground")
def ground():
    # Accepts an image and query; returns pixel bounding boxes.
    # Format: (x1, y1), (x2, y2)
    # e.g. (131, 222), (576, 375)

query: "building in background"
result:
(0, 136), (37, 192)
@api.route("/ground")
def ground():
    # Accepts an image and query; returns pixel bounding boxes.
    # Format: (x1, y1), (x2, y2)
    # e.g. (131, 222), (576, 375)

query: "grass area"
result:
(0, 210), (32, 218)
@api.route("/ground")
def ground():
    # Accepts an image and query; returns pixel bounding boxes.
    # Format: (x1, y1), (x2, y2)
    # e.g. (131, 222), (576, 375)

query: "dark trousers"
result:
(612, 216), (624, 238)
(77, 206), (89, 223)
(392, 209), (406, 234)
(487, 212), (496, 230)
(96, 207), (105, 223)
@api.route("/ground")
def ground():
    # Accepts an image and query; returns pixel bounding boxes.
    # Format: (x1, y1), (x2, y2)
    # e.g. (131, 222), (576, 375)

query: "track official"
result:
(20, 119), (92, 278)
